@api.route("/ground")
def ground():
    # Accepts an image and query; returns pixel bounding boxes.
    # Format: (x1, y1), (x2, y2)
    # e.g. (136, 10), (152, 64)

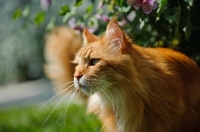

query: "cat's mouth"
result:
(74, 78), (92, 95)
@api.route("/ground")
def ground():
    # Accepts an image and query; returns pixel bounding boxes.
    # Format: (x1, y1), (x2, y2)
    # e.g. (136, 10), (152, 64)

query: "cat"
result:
(45, 21), (200, 132)
(73, 20), (200, 132)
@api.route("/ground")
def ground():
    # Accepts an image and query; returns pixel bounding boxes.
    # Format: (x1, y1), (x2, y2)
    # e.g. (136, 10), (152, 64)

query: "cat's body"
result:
(45, 21), (200, 132)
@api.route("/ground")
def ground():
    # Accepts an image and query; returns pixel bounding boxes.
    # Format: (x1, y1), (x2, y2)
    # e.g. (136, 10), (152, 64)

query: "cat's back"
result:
(153, 48), (200, 80)
(142, 47), (200, 131)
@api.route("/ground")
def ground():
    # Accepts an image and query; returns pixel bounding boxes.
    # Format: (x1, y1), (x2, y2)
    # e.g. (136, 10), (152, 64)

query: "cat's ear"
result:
(82, 28), (98, 45)
(106, 20), (125, 50)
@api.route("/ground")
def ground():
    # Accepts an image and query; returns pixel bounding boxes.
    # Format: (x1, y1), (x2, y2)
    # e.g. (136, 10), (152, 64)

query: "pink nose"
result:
(74, 74), (83, 81)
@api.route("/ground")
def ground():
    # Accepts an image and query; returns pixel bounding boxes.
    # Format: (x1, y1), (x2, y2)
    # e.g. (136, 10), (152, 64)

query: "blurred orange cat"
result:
(45, 21), (200, 132)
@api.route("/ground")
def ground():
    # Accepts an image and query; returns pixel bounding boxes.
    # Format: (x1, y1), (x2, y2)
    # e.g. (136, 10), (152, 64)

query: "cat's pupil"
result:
(89, 58), (99, 66)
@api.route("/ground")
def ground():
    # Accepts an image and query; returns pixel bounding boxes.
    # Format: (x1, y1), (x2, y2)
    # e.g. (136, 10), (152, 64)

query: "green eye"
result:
(89, 58), (99, 66)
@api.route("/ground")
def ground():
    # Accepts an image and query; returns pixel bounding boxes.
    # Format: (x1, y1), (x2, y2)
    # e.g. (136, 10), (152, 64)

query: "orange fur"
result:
(44, 27), (87, 99)
(74, 21), (200, 132)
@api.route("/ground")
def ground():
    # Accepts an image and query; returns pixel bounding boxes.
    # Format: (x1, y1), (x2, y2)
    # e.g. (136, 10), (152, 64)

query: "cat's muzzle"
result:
(74, 77), (91, 95)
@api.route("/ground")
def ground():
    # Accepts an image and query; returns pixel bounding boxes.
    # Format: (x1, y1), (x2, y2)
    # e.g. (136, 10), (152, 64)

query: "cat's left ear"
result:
(106, 20), (125, 50)
(82, 28), (98, 45)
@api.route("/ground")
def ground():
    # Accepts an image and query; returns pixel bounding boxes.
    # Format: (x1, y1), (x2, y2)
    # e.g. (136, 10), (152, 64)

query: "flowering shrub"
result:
(127, 0), (158, 14)
(12, 0), (200, 65)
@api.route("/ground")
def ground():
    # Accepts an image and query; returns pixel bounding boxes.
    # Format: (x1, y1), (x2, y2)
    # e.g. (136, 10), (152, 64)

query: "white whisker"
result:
(39, 87), (75, 131)
(60, 42), (76, 53)
(55, 88), (77, 125)
(53, 81), (74, 91)
(36, 84), (75, 115)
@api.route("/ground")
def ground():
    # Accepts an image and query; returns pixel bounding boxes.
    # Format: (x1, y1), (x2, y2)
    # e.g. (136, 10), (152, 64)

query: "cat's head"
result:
(73, 20), (134, 95)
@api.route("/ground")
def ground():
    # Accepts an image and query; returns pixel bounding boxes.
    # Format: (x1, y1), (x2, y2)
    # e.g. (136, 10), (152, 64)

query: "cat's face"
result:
(73, 20), (133, 95)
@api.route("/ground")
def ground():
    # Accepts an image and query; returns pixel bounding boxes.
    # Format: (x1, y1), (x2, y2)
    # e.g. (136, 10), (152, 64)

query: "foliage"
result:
(0, 103), (101, 132)
(12, 0), (200, 65)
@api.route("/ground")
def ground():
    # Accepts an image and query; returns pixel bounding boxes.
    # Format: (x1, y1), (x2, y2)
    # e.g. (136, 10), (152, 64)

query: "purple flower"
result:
(127, 0), (158, 14)
(127, 11), (136, 22)
(68, 18), (97, 34)
(68, 18), (76, 29)
(41, 0), (51, 10)
(98, 1), (104, 9)
(95, 14), (110, 22)
(118, 19), (127, 26)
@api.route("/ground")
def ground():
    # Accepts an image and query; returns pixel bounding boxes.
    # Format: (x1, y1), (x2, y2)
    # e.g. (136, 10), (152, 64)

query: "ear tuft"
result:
(106, 20), (125, 50)
(82, 28), (98, 45)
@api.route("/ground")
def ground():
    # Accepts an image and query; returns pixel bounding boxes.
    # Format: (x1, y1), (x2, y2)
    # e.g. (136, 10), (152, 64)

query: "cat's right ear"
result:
(82, 28), (98, 46)
(106, 20), (126, 51)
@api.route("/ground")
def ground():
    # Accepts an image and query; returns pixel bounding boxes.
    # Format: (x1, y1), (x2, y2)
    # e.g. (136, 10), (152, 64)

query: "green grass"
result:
(0, 103), (101, 132)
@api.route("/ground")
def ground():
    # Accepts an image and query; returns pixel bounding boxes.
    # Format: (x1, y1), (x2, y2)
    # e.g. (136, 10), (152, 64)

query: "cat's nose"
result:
(74, 74), (83, 81)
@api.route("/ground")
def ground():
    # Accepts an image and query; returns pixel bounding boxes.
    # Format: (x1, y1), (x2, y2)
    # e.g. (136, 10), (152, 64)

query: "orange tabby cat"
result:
(73, 20), (200, 132)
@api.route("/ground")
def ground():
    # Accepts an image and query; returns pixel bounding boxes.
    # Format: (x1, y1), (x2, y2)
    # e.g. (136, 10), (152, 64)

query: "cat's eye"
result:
(89, 58), (99, 66)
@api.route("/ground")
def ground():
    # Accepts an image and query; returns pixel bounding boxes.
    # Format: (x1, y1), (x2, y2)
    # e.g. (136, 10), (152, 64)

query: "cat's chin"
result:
(81, 86), (93, 95)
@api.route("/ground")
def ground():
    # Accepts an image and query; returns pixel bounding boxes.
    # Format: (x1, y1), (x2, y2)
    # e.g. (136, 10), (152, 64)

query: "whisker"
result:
(102, 89), (115, 112)
(99, 80), (124, 100)
(39, 87), (75, 131)
(60, 42), (77, 53)
(53, 81), (74, 91)
(36, 84), (75, 115)
(90, 80), (116, 111)
(55, 88), (77, 125)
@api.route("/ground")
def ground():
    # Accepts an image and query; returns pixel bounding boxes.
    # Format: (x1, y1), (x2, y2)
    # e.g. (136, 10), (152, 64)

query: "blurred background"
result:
(0, 0), (200, 131)
(0, 0), (101, 132)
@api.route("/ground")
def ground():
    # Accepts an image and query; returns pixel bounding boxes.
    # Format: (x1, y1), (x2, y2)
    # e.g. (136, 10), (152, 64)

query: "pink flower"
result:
(98, 1), (104, 9)
(95, 14), (110, 22)
(127, 0), (158, 14)
(68, 18), (98, 34)
(40, 0), (51, 10)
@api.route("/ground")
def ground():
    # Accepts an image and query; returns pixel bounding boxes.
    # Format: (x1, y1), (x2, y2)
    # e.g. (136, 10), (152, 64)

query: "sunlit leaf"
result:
(86, 5), (93, 13)
(116, 0), (124, 7)
(12, 8), (22, 20)
(156, 0), (167, 16)
(121, 6), (131, 13)
(34, 12), (45, 25)
(46, 16), (56, 31)
(59, 5), (70, 16)
(22, 5), (30, 17)
(139, 18), (145, 29)
(183, 13), (194, 41)
(75, 0), (83, 7)
(184, 0), (194, 6)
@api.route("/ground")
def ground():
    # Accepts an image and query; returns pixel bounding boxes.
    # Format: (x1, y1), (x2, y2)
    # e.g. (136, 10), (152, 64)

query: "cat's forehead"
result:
(75, 45), (95, 63)
(78, 46), (93, 58)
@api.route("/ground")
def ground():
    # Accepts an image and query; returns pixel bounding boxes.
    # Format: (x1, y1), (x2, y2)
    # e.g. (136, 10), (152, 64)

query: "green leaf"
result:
(34, 12), (45, 25)
(183, 13), (194, 41)
(46, 16), (56, 31)
(59, 5), (70, 16)
(184, 0), (194, 6)
(75, 0), (83, 7)
(12, 8), (22, 20)
(86, 5), (93, 13)
(116, 0), (124, 7)
(139, 18), (145, 29)
(165, 6), (181, 36)
(22, 5), (30, 17)
(121, 6), (131, 13)
(156, 0), (167, 16)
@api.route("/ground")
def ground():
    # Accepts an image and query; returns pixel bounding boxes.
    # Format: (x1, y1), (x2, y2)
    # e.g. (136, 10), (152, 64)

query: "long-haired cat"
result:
(73, 20), (200, 132)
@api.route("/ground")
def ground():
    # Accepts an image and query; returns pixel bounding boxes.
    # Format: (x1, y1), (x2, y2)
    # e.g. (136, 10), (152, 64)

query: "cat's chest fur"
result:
(88, 92), (139, 132)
